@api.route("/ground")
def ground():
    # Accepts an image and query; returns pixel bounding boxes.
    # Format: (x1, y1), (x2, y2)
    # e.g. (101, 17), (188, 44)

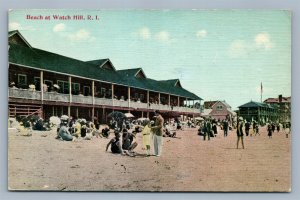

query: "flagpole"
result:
(260, 82), (263, 103)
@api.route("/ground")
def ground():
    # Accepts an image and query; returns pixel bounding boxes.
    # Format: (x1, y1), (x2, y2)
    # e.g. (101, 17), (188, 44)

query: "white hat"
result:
(238, 117), (243, 121)
(61, 115), (69, 121)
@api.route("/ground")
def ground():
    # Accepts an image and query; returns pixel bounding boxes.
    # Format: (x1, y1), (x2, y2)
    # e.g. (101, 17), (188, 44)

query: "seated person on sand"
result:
(122, 129), (138, 154)
(163, 122), (176, 137)
(58, 115), (75, 141)
(101, 127), (110, 138)
(106, 131), (133, 156)
(73, 119), (82, 138)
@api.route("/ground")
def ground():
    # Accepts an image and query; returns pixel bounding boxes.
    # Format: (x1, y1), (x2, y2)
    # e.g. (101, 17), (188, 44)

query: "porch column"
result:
(76, 107), (79, 118)
(142, 111), (144, 118)
(69, 76), (72, 103)
(112, 84), (114, 106)
(92, 80), (95, 105)
(102, 107), (105, 122)
(92, 107), (95, 121)
(178, 96), (180, 107)
(158, 93), (161, 104)
(168, 94), (171, 106)
(40, 71), (44, 101)
(147, 112), (149, 118)
(68, 106), (71, 116)
(128, 87), (131, 108)
(147, 90), (149, 108)
(52, 106), (54, 116)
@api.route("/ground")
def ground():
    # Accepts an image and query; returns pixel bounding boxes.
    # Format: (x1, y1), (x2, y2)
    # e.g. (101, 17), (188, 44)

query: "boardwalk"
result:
(8, 126), (291, 192)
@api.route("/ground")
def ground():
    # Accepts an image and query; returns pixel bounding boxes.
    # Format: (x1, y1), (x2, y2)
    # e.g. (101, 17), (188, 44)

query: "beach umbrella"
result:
(108, 111), (126, 119)
(108, 111), (126, 128)
(124, 113), (135, 118)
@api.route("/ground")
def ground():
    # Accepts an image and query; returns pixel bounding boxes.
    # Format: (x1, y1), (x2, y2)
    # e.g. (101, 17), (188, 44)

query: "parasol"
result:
(124, 113), (135, 118)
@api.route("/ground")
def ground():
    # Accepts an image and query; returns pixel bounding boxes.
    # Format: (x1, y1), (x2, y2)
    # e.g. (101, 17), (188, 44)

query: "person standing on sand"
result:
(151, 110), (164, 157)
(223, 120), (229, 137)
(236, 117), (244, 149)
(142, 120), (153, 156)
(204, 119), (212, 141)
(267, 123), (273, 138)
(245, 120), (250, 136)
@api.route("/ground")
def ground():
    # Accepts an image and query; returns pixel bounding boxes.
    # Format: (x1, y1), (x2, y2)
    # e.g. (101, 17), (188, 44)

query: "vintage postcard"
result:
(8, 9), (291, 191)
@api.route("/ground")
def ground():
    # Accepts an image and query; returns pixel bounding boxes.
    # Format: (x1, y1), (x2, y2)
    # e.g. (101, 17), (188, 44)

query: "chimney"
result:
(279, 95), (282, 103)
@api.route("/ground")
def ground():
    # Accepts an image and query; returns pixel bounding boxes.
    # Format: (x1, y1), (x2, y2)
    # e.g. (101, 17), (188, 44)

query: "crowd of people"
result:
(197, 116), (291, 149)
(11, 110), (292, 158)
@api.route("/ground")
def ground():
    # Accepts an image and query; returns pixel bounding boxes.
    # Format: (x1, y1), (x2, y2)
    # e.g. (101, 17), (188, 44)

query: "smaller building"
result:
(264, 95), (291, 123)
(238, 101), (280, 124)
(202, 100), (236, 121)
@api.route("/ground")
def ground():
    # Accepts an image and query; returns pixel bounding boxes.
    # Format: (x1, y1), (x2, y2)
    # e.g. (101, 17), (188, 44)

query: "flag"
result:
(261, 82), (263, 93)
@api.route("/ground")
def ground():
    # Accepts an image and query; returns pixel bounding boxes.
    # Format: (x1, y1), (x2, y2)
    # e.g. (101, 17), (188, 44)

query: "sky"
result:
(8, 9), (291, 110)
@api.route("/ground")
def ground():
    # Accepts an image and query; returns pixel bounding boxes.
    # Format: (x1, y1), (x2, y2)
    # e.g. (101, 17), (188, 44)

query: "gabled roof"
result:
(204, 101), (217, 109)
(159, 79), (182, 88)
(238, 101), (269, 108)
(8, 30), (202, 100)
(212, 101), (232, 109)
(86, 59), (116, 71)
(9, 43), (123, 84)
(117, 68), (146, 78)
(8, 30), (32, 48)
(264, 96), (291, 103)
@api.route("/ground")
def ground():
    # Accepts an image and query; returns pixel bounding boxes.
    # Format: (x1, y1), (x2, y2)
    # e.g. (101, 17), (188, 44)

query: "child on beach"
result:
(142, 120), (153, 156)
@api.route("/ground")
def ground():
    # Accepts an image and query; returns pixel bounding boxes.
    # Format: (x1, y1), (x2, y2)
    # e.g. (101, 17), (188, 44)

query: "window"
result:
(18, 74), (27, 86)
(71, 83), (80, 95)
(134, 93), (139, 99)
(216, 105), (223, 110)
(108, 89), (112, 98)
(83, 86), (90, 96)
(57, 80), (69, 94)
(34, 77), (40, 91)
(140, 94), (144, 101)
(101, 87), (106, 97)
(160, 97), (166, 104)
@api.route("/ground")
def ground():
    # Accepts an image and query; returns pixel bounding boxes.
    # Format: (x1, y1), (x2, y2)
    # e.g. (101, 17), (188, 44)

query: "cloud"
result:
(53, 23), (66, 32)
(255, 33), (273, 50)
(9, 22), (21, 31)
(138, 27), (151, 40)
(9, 22), (36, 31)
(155, 31), (170, 42)
(196, 30), (207, 39)
(67, 29), (95, 42)
(229, 40), (248, 58)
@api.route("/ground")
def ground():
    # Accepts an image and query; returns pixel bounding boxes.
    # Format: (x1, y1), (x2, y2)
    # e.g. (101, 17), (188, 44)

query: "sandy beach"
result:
(8, 126), (291, 192)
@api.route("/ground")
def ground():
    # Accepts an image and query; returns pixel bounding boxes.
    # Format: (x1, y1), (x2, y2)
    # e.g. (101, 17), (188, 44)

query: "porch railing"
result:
(9, 88), (41, 100)
(43, 92), (70, 102)
(72, 95), (93, 104)
(9, 88), (200, 113)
